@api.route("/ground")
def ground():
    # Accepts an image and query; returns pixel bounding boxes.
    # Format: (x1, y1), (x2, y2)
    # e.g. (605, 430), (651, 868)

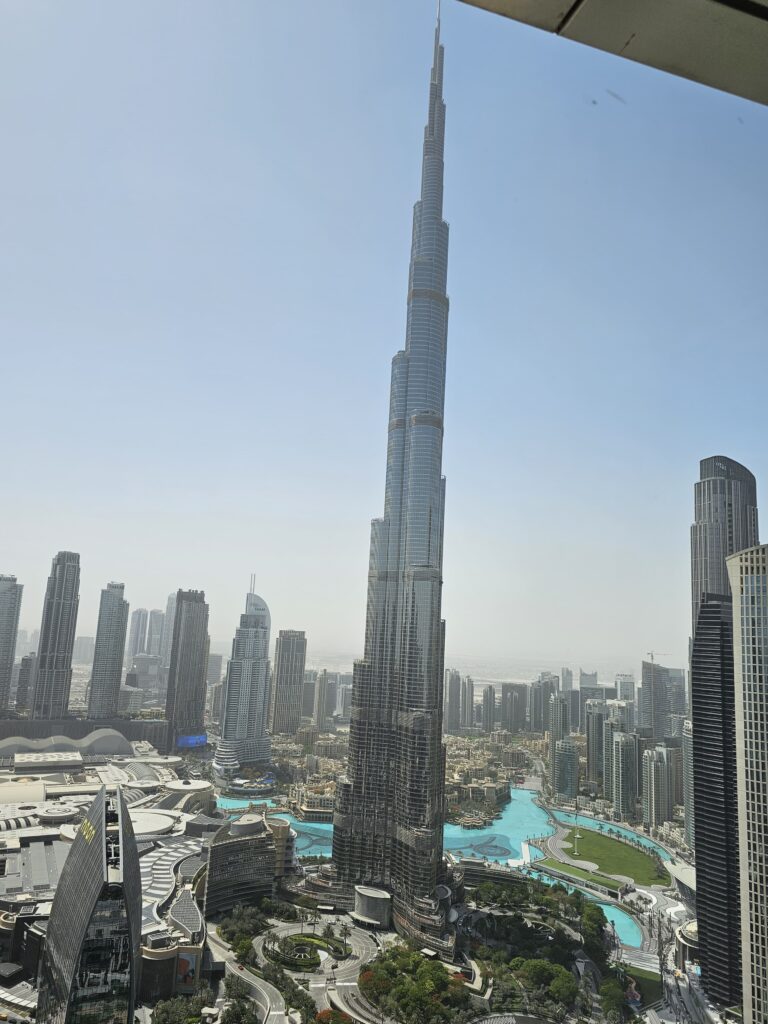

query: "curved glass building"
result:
(333, 13), (450, 943)
(37, 787), (142, 1023)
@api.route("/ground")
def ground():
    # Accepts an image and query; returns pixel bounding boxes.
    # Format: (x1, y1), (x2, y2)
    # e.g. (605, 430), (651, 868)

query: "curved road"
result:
(207, 927), (287, 1023)
(251, 914), (382, 1021)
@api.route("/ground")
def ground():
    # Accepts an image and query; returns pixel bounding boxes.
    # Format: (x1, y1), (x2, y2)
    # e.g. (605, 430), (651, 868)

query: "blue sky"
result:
(2, 1), (767, 673)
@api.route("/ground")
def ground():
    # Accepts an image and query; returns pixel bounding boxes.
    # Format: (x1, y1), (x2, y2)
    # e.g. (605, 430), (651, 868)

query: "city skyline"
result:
(2, 2), (767, 666)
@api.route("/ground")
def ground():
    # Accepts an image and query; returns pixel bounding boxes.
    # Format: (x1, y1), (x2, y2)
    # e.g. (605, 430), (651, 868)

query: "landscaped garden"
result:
(537, 857), (621, 894)
(559, 828), (670, 886)
(265, 930), (350, 971)
(359, 945), (475, 1024)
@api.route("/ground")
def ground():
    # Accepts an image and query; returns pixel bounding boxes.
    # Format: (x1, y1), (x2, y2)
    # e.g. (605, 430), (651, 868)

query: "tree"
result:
(339, 922), (352, 955)
(548, 969), (579, 1006)
(323, 922), (335, 940)
(600, 978), (626, 1017)
(225, 975), (252, 1000)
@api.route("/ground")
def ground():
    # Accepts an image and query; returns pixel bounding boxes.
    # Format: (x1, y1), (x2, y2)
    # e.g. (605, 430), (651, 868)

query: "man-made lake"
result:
(217, 787), (651, 947)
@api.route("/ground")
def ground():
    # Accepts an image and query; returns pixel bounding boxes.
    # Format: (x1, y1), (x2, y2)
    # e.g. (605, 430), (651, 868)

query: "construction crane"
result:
(646, 651), (669, 666)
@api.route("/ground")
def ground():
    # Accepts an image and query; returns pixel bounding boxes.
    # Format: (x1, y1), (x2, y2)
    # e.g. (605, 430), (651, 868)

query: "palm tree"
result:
(339, 922), (352, 956)
(311, 907), (319, 935)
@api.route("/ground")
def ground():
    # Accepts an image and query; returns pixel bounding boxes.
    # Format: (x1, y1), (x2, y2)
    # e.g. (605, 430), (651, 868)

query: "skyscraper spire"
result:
(333, 14), (451, 947)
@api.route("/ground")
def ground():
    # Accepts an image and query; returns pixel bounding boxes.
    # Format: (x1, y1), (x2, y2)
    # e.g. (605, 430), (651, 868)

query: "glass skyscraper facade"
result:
(37, 787), (142, 1023)
(333, 14), (450, 943)
(88, 582), (129, 719)
(691, 456), (758, 633)
(31, 551), (80, 720)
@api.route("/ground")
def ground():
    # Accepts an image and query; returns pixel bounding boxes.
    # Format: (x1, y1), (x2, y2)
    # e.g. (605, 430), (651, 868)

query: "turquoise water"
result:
(213, 786), (644, 947)
(217, 796), (281, 810)
(551, 810), (671, 861)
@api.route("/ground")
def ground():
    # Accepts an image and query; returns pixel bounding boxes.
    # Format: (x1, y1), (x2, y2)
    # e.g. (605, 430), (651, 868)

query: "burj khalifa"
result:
(333, 9), (450, 942)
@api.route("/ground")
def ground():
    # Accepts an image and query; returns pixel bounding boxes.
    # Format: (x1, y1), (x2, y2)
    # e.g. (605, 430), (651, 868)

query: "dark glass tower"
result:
(37, 787), (142, 1023)
(88, 582), (129, 719)
(165, 590), (210, 749)
(690, 593), (741, 1007)
(333, 12), (449, 941)
(31, 551), (80, 720)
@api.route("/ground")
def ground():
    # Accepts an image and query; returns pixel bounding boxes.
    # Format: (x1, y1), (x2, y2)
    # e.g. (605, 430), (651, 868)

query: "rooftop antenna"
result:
(249, 572), (256, 594)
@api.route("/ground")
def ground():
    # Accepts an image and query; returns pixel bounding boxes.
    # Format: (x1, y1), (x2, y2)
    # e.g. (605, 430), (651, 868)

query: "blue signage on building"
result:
(177, 734), (207, 749)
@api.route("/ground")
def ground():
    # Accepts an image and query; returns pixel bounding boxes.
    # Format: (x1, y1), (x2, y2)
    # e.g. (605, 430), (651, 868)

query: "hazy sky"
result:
(2, 1), (767, 674)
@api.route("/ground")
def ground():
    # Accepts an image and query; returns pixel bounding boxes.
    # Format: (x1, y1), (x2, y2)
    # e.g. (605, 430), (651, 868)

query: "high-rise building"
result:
(164, 590), (209, 749)
(690, 592), (740, 1006)
(500, 682), (527, 734)
(126, 608), (148, 665)
(561, 667), (573, 692)
(37, 787), (142, 1023)
(579, 669), (598, 687)
(206, 652), (223, 687)
(539, 672), (558, 732)
(578, 684), (603, 734)
(602, 719), (617, 801)
(727, 547), (768, 1024)
(480, 684), (495, 733)
(158, 592), (177, 680)
(333, 13), (450, 943)
(691, 456), (758, 633)
(585, 700), (605, 789)
(313, 669), (329, 732)
(460, 676), (474, 730)
(214, 591), (271, 772)
(548, 694), (570, 789)
(642, 746), (676, 829)
(72, 635), (95, 665)
(554, 739), (579, 799)
(639, 660), (677, 741)
(682, 718), (694, 848)
(0, 576), (23, 711)
(612, 732), (639, 821)
(88, 582), (129, 719)
(270, 630), (307, 735)
(615, 673), (635, 703)
(203, 811), (276, 917)
(444, 669), (461, 733)
(31, 551), (80, 720)
(145, 609), (164, 657)
(15, 652), (36, 714)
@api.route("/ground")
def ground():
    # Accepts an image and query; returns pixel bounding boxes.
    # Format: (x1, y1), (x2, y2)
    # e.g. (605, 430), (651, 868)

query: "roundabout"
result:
(263, 931), (350, 972)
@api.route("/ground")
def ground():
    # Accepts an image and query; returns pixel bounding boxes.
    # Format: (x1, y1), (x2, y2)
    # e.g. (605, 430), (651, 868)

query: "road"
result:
(207, 926), (288, 1023)
(251, 913), (384, 1023)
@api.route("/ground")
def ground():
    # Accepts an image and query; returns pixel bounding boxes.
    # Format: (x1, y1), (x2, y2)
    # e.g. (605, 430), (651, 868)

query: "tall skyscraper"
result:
(37, 787), (142, 1023)
(0, 576), (23, 711)
(578, 684), (603, 734)
(15, 652), (36, 714)
(460, 676), (474, 730)
(313, 669), (330, 731)
(164, 590), (209, 749)
(561, 667), (573, 692)
(548, 694), (570, 789)
(639, 660), (676, 741)
(145, 609), (164, 657)
(480, 684), (495, 733)
(126, 608), (148, 665)
(72, 635), (95, 665)
(579, 668), (598, 687)
(333, 13), (450, 944)
(270, 630), (307, 735)
(615, 673), (635, 703)
(444, 669), (461, 734)
(554, 739), (579, 799)
(682, 718), (694, 848)
(642, 746), (676, 829)
(691, 456), (758, 633)
(585, 700), (605, 789)
(690, 592), (740, 1006)
(158, 592), (177, 680)
(88, 582), (129, 719)
(31, 551), (80, 720)
(500, 682), (527, 734)
(612, 731), (639, 821)
(727, 547), (768, 1024)
(214, 590), (271, 772)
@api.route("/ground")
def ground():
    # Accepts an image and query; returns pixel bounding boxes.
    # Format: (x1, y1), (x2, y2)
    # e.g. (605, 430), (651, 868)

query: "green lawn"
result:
(622, 965), (663, 1005)
(537, 859), (620, 894)
(560, 828), (670, 886)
